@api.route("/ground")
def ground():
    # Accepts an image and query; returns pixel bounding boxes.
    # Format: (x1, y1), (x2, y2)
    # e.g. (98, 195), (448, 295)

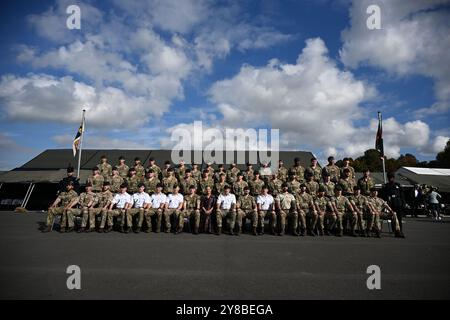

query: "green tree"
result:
(435, 139), (450, 168)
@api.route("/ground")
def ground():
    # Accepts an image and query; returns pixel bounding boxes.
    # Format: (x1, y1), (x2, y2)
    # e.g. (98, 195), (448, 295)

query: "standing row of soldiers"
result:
(44, 155), (405, 238)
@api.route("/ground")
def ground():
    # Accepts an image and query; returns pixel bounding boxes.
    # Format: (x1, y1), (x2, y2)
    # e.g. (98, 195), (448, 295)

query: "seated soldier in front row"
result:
(366, 188), (405, 238)
(43, 181), (78, 232)
(65, 182), (98, 233)
(106, 183), (132, 233)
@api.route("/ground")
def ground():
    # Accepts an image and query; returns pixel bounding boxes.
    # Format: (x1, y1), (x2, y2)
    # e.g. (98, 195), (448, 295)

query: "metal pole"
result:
(21, 183), (33, 207)
(382, 157), (387, 184)
(23, 183), (35, 209)
(77, 109), (86, 179)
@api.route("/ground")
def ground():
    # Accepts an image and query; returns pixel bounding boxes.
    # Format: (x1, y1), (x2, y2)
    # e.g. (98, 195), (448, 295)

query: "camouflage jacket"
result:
(237, 195), (256, 211)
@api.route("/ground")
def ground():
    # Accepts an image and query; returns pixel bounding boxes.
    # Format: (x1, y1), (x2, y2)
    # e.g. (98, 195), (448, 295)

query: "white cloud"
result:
(340, 0), (450, 115)
(0, 74), (165, 128)
(206, 37), (442, 160)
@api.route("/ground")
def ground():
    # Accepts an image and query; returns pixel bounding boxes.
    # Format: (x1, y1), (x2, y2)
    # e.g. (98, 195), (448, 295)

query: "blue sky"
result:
(0, 0), (449, 170)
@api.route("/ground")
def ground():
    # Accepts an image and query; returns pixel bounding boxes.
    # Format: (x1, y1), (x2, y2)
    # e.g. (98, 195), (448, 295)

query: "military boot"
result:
(215, 227), (222, 235)
(252, 227), (258, 236)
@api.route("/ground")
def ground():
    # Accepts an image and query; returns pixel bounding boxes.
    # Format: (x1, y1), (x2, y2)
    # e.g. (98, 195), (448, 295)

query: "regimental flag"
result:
(72, 120), (84, 157)
(375, 111), (384, 157)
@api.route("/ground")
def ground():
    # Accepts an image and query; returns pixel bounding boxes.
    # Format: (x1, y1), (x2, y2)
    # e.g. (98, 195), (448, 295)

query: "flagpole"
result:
(378, 111), (387, 184)
(77, 109), (86, 179)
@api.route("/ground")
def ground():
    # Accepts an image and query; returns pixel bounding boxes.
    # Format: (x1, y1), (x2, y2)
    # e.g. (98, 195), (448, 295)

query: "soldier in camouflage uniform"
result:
(232, 173), (248, 199)
(249, 171), (265, 197)
(340, 158), (356, 183)
(191, 163), (201, 184)
(205, 162), (215, 178)
(305, 157), (322, 183)
(117, 156), (129, 179)
(90, 181), (113, 232)
(320, 172), (335, 198)
(236, 186), (258, 235)
(110, 166), (124, 193)
(162, 161), (172, 179)
(329, 186), (356, 237)
(214, 173), (229, 195)
(322, 156), (340, 183)
(144, 169), (160, 195)
(180, 169), (197, 195)
(338, 168), (355, 196)
(259, 162), (272, 184)
(66, 182), (98, 233)
(357, 168), (375, 196)
(162, 168), (178, 194)
(126, 167), (140, 194)
(126, 183), (150, 233)
(177, 185), (201, 234)
(164, 185), (184, 233)
(87, 167), (104, 193)
(133, 157), (146, 181)
(176, 160), (187, 181)
(276, 184), (298, 236)
(289, 157), (305, 183)
(214, 164), (226, 183)
(144, 184), (166, 233)
(366, 188), (405, 238)
(256, 186), (276, 235)
(268, 174), (283, 197)
(43, 181), (78, 232)
(277, 160), (288, 183)
(348, 186), (368, 236)
(98, 155), (112, 182)
(304, 172), (319, 198)
(147, 157), (161, 180)
(314, 186), (332, 236)
(216, 185), (238, 235)
(295, 184), (317, 236)
(286, 174), (301, 195)
(106, 183), (132, 233)
(199, 170), (214, 195)
(226, 162), (240, 185)
(243, 163), (254, 182)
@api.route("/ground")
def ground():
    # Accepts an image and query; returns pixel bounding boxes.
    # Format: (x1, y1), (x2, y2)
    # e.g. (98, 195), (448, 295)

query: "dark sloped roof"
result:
(2, 149), (317, 183)
(16, 149), (316, 171)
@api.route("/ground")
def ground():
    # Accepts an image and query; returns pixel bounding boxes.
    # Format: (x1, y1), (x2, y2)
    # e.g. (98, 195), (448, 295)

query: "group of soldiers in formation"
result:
(42, 155), (406, 238)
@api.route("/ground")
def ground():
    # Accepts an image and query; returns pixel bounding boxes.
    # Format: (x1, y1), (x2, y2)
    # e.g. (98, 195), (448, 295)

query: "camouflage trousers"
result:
(107, 208), (126, 227)
(316, 210), (325, 231)
(278, 209), (298, 233)
(306, 209), (318, 231)
(297, 208), (308, 230)
(66, 207), (91, 228)
(164, 208), (181, 232)
(216, 209), (237, 230)
(366, 211), (400, 232)
(237, 209), (258, 229)
(258, 210), (276, 229)
(343, 211), (358, 232)
(144, 208), (163, 231)
(46, 207), (65, 227)
(178, 209), (200, 230)
(126, 208), (145, 228)
(89, 207), (108, 229)
(353, 209), (365, 232)
(324, 212), (337, 231)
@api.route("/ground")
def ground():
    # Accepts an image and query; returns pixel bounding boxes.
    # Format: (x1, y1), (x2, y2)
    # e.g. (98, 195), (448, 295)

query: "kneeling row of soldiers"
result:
(43, 178), (405, 238)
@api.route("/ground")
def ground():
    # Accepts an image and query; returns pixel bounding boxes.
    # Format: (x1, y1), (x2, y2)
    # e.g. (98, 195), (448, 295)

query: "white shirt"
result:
(217, 193), (237, 210)
(257, 194), (274, 210)
(133, 192), (151, 208)
(112, 192), (133, 209)
(166, 193), (184, 209)
(151, 193), (167, 209)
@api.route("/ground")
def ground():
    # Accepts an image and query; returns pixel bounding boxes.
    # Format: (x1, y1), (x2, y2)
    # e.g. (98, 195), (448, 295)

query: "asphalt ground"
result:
(0, 211), (449, 299)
